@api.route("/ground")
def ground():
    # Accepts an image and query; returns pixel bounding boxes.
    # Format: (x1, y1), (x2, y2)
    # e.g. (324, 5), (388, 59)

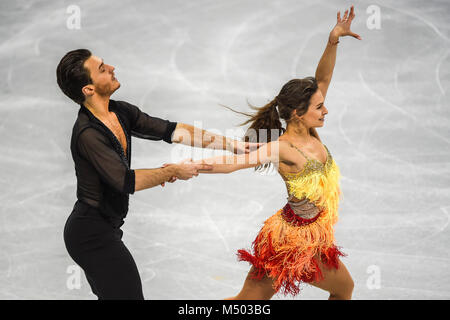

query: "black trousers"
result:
(64, 200), (144, 300)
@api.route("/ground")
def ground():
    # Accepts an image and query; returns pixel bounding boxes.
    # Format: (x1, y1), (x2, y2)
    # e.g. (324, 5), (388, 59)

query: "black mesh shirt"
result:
(70, 100), (177, 226)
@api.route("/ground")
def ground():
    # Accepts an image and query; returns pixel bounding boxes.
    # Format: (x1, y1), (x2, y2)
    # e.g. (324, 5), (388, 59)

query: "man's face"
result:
(83, 55), (120, 98)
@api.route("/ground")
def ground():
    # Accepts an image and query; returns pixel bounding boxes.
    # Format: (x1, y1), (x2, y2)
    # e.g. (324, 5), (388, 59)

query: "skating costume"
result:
(237, 144), (346, 296)
(64, 100), (177, 299)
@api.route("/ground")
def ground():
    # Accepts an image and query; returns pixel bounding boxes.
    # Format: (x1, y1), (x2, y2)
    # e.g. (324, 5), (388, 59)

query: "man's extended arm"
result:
(134, 162), (212, 192)
(171, 123), (231, 149)
(171, 122), (261, 154)
(134, 167), (178, 192)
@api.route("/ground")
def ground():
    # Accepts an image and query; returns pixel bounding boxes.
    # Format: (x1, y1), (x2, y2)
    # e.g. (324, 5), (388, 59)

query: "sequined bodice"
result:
(280, 144), (333, 181)
(278, 144), (340, 219)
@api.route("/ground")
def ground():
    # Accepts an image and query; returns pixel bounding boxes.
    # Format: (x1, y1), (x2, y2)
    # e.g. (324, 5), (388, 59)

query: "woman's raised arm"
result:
(315, 5), (361, 99)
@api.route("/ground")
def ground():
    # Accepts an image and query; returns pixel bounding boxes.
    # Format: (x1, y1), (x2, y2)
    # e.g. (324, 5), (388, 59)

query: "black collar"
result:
(79, 99), (117, 122)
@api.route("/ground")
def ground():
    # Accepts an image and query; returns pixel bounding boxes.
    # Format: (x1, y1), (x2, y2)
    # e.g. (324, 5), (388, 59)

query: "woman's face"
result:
(296, 89), (328, 129)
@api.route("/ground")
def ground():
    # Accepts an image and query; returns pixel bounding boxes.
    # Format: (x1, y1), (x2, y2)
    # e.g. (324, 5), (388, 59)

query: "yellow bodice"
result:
(279, 144), (342, 225)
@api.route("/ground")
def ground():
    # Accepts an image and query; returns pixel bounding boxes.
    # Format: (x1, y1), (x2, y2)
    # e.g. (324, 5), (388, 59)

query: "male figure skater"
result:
(57, 49), (259, 299)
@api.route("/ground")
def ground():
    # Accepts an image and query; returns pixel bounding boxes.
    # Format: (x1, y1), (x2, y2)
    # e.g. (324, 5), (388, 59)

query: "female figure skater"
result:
(184, 6), (361, 299)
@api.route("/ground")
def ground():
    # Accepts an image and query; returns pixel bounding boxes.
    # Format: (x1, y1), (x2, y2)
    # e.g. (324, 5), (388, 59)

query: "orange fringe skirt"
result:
(237, 203), (346, 296)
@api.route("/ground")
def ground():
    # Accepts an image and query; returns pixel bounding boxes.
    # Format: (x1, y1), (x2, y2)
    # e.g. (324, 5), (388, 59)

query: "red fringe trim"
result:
(237, 241), (346, 296)
(281, 203), (321, 226)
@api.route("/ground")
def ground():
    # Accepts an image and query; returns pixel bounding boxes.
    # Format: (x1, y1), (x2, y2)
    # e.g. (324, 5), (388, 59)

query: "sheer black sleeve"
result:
(118, 101), (177, 143)
(77, 128), (135, 194)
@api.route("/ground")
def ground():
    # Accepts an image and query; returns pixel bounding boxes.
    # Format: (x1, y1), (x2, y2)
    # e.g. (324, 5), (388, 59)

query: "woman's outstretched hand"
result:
(330, 5), (361, 43)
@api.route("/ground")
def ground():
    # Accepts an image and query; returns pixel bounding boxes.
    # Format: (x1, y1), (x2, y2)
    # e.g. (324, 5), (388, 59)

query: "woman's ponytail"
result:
(221, 77), (319, 171)
(222, 98), (285, 144)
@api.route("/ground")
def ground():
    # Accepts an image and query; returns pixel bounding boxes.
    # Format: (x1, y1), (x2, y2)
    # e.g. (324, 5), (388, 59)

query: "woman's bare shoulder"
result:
(276, 136), (293, 147)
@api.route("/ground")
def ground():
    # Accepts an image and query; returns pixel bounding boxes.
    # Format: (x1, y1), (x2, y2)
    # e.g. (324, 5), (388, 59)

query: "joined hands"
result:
(160, 140), (265, 187)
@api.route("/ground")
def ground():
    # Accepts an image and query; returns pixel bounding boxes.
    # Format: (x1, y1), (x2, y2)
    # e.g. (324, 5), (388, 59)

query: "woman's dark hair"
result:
(225, 77), (319, 143)
(224, 77), (319, 172)
(56, 49), (92, 104)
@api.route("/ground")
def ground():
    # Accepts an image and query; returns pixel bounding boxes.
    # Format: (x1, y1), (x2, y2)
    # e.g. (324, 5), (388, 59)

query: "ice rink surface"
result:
(0, 0), (449, 299)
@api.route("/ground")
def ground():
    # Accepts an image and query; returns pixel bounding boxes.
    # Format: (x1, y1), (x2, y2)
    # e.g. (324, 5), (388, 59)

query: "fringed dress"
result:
(237, 144), (346, 296)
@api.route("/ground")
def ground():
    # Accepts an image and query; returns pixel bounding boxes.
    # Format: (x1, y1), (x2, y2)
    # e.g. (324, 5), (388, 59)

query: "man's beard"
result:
(95, 81), (120, 96)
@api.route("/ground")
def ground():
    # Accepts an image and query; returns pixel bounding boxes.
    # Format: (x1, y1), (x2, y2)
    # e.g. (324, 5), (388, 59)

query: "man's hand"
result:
(160, 163), (177, 187)
(228, 140), (265, 154)
(330, 5), (361, 43)
(159, 159), (212, 187)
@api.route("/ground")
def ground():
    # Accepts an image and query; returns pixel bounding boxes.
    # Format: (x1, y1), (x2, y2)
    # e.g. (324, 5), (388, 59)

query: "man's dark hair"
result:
(56, 49), (92, 104)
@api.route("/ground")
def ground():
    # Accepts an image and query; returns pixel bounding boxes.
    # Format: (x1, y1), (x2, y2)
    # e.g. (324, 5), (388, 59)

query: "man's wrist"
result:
(164, 165), (178, 179)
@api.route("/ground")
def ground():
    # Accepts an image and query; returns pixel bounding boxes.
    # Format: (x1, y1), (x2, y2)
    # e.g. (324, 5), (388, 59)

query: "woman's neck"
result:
(284, 124), (315, 144)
